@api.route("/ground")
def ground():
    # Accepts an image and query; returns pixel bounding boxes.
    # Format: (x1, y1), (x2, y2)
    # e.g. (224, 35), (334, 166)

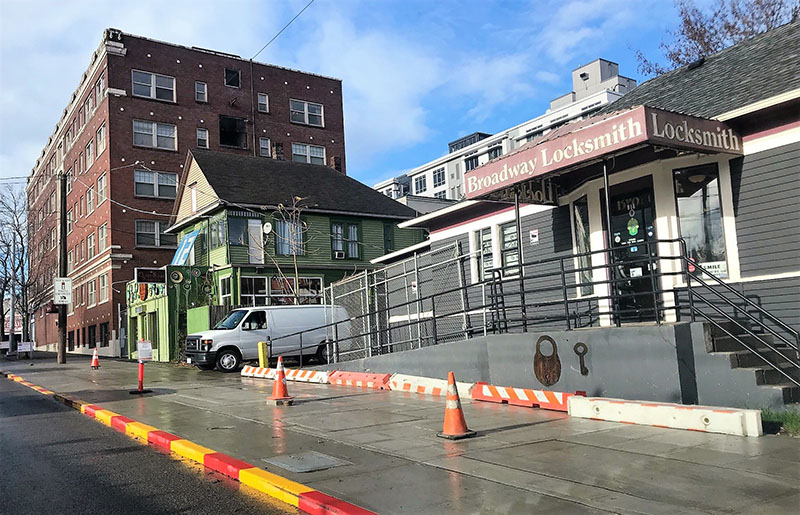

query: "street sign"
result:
(170, 229), (200, 265)
(53, 277), (73, 304)
(137, 340), (153, 361)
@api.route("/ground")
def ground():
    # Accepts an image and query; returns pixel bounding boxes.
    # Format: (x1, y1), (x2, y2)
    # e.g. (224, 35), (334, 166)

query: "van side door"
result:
(238, 310), (270, 360)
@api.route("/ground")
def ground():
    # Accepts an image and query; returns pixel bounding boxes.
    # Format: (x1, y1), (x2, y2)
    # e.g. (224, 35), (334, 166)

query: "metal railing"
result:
(265, 238), (800, 387)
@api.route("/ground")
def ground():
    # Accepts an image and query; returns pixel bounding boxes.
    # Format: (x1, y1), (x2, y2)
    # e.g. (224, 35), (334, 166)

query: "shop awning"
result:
(464, 105), (743, 203)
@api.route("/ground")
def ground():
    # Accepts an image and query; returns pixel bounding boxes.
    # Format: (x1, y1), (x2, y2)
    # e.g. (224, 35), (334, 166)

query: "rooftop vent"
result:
(687, 57), (705, 70)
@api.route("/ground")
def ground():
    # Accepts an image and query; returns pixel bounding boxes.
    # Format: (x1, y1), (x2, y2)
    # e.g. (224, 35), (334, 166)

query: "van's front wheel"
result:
(216, 349), (241, 372)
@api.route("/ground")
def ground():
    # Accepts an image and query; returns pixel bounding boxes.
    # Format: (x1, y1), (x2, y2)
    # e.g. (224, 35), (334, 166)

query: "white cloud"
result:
(450, 54), (536, 122)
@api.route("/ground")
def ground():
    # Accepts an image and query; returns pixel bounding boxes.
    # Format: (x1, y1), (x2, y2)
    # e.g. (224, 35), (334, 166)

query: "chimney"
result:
(330, 155), (342, 173)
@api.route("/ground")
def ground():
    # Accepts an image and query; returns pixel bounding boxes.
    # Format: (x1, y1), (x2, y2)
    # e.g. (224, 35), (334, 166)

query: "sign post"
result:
(129, 340), (153, 394)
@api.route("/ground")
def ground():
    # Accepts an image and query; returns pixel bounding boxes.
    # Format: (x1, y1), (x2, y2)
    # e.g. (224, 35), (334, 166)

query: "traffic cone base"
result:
(267, 356), (293, 406)
(90, 349), (100, 369)
(437, 371), (476, 440)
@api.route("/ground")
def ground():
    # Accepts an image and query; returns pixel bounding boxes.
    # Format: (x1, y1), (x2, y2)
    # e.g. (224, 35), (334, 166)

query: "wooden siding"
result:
(175, 158), (219, 220)
(730, 142), (800, 277)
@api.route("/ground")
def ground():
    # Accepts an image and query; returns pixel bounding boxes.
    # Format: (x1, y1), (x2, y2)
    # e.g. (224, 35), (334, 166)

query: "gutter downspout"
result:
(249, 60), (256, 156)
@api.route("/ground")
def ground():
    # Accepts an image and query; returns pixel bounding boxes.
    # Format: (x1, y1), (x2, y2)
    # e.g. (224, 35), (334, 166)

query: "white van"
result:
(184, 305), (350, 372)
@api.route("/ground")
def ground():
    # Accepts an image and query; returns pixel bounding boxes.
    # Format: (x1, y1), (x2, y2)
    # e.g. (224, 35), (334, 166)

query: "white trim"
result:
(370, 240), (431, 264)
(742, 125), (800, 154)
(398, 200), (480, 228)
(131, 69), (176, 103)
(428, 203), (552, 243)
(714, 88), (800, 121)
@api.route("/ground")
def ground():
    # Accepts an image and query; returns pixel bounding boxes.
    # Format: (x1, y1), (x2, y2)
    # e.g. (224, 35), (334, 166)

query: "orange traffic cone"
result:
(437, 371), (476, 440)
(266, 356), (293, 406)
(90, 348), (100, 369)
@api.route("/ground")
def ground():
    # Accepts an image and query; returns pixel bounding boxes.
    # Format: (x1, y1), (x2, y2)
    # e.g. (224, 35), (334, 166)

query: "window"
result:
(465, 156), (479, 171)
(242, 310), (268, 330)
(331, 223), (344, 253)
(133, 120), (177, 150)
(50, 227), (57, 250)
(210, 219), (226, 248)
(291, 143), (325, 165)
(488, 146), (503, 160)
(134, 170), (178, 198)
(99, 274), (108, 303)
(67, 209), (73, 234)
(476, 227), (493, 280)
(347, 224), (359, 259)
(79, 152), (84, 174)
(135, 220), (176, 247)
(573, 196), (593, 295)
(195, 81), (207, 102)
(257, 93), (269, 113)
(224, 68), (240, 88)
(66, 168), (73, 193)
(96, 124), (106, 154)
(190, 184), (197, 213)
(98, 223), (108, 251)
(228, 218), (248, 246)
(97, 174), (107, 204)
(85, 140), (94, 168)
(275, 219), (304, 255)
(269, 277), (322, 305)
(100, 322), (110, 347)
(674, 164), (727, 278)
(87, 279), (96, 306)
(86, 187), (94, 213)
(289, 99), (324, 126)
(95, 74), (105, 100)
(219, 276), (232, 306)
(434, 191), (447, 199)
(241, 277), (268, 306)
(433, 168), (446, 188)
(414, 175), (427, 194)
(196, 128), (208, 148)
(500, 222), (519, 271)
(219, 115), (247, 148)
(67, 250), (74, 274)
(259, 137), (271, 157)
(132, 70), (176, 101)
(87, 233), (95, 259)
(383, 223), (394, 254)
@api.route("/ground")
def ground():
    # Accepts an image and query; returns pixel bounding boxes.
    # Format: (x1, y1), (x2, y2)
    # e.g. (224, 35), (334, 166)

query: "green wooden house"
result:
(169, 149), (425, 307)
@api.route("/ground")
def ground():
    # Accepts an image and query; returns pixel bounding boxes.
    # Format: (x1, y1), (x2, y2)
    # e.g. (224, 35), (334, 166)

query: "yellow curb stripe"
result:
(126, 422), (158, 441)
(239, 467), (314, 507)
(170, 439), (215, 463)
(94, 410), (120, 426)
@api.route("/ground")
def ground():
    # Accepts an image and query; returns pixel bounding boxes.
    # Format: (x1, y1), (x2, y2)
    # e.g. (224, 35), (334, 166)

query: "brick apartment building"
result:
(26, 28), (346, 356)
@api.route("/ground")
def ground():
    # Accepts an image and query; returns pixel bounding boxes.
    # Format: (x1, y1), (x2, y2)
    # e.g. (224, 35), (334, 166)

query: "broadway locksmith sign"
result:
(465, 106), (742, 200)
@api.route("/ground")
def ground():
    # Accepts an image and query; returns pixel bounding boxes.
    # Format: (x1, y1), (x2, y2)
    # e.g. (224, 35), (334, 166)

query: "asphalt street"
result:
(0, 378), (294, 515)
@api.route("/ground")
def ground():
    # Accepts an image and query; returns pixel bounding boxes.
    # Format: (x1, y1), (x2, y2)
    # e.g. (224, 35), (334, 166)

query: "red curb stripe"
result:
(148, 430), (181, 450)
(83, 404), (103, 418)
(110, 415), (136, 432)
(299, 491), (378, 515)
(203, 453), (255, 480)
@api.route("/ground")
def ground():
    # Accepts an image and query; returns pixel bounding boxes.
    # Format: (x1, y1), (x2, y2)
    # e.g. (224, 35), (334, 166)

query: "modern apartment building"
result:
(374, 59), (635, 200)
(26, 28), (346, 356)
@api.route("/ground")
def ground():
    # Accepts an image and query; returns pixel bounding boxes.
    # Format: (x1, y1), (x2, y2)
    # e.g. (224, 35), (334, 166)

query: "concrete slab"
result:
(4, 355), (798, 515)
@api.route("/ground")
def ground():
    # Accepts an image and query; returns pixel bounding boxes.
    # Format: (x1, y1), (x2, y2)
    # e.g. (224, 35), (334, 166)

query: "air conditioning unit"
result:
(334, 251), (345, 259)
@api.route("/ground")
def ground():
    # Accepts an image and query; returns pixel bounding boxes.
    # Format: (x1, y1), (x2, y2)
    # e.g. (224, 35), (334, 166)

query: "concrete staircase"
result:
(708, 322), (800, 405)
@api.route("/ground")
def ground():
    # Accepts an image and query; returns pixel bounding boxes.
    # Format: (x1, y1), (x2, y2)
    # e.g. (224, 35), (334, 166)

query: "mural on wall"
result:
(166, 266), (215, 308)
(127, 282), (166, 306)
(573, 342), (589, 376)
(533, 335), (561, 386)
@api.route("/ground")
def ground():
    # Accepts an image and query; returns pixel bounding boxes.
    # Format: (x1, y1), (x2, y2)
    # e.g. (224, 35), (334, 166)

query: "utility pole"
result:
(57, 171), (67, 364)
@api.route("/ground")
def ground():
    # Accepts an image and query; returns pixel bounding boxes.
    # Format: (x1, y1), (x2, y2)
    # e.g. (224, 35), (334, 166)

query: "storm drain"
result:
(262, 451), (352, 473)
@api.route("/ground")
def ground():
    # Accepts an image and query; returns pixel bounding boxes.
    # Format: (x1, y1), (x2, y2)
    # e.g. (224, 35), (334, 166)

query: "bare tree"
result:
(637, 0), (800, 75)
(270, 196), (318, 304)
(0, 185), (52, 342)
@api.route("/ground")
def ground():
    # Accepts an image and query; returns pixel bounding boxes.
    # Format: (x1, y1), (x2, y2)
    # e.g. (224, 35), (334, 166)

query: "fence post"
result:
(402, 260), (414, 349)
(413, 252), (423, 349)
(363, 270), (372, 358)
(372, 269), (382, 355)
(647, 241), (661, 324)
(456, 241), (471, 340)
(333, 321), (340, 364)
(430, 294), (438, 346)
(482, 282), (487, 337)
(560, 259), (571, 330)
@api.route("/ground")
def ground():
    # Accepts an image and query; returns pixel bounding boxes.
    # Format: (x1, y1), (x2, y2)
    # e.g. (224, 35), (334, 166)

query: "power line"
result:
(251, 0), (317, 60)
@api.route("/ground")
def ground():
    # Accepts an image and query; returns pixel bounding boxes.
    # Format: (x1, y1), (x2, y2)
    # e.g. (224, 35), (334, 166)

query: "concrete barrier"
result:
(471, 382), (581, 412)
(328, 371), (391, 390)
(567, 396), (763, 437)
(284, 369), (330, 384)
(241, 365), (276, 379)
(388, 374), (474, 397)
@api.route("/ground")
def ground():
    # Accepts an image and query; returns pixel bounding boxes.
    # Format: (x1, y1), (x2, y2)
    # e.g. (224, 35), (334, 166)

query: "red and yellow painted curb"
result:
(1, 370), (378, 515)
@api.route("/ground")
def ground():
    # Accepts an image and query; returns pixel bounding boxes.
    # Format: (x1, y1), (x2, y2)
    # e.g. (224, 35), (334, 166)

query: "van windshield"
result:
(213, 310), (247, 330)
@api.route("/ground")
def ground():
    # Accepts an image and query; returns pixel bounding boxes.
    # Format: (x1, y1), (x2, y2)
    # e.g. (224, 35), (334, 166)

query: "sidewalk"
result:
(3, 354), (799, 514)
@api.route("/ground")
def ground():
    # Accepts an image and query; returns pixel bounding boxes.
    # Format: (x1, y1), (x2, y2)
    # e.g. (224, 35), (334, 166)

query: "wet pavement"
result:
(3, 354), (799, 514)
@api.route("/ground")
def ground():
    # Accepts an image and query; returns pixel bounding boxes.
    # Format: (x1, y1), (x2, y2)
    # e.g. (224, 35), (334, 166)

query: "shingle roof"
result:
(188, 149), (417, 219)
(599, 21), (800, 118)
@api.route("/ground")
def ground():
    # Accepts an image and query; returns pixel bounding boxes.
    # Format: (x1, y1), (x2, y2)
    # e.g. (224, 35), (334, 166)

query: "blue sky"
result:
(0, 0), (680, 187)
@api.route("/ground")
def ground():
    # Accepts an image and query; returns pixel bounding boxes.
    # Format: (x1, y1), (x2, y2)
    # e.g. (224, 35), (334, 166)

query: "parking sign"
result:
(53, 277), (73, 305)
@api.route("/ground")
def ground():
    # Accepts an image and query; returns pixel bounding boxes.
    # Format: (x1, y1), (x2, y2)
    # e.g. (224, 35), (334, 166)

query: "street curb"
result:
(1, 370), (379, 515)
